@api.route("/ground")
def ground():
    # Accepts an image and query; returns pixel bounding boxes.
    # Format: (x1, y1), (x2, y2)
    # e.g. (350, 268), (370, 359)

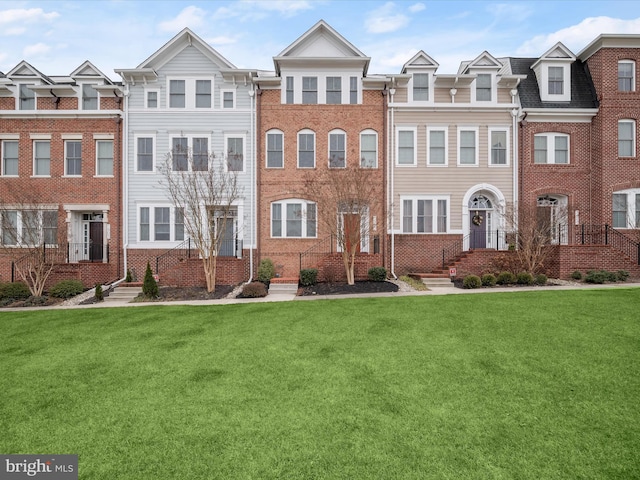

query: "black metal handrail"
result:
(576, 224), (640, 265)
(299, 234), (380, 272)
(11, 244), (68, 282)
(155, 237), (243, 275)
(66, 242), (109, 263)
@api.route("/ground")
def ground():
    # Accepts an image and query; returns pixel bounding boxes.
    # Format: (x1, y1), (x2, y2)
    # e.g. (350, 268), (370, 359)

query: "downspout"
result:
(388, 80), (397, 278)
(255, 86), (262, 281)
(113, 83), (130, 285)
(511, 88), (519, 237)
(247, 82), (256, 282)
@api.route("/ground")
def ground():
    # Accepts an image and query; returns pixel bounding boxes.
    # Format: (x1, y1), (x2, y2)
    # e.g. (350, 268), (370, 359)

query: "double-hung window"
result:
(402, 197), (448, 233)
(618, 120), (635, 157)
(172, 136), (209, 171)
(136, 137), (154, 172)
(193, 137), (209, 171)
(222, 91), (234, 109)
(302, 77), (317, 104)
(82, 84), (98, 110)
(490, 129), (508, 165)
(195, 80), (211, 108)
(172, 137), (189, 171)
(96, 140), (114, 176)
(476, 74), (492, 101)
(1, 210), (57, 246)
(146, 90), (158, 108)
(350, 77), (358, 104)
(413, 73), (429, 101)
(427, 128), (447, 166)
(271, 200), (316, 238)
(534, 133), (569, 164)
(33, 140), (50, 176)
(267, 130), (284, 168)
(329, 130), (346, 168)
(226, 136), (244, 172)
(169, 80), (186, 108)
(397, 129), (416, 166)
(2, 140), (18, 176)
(548, 67), (564, 95)
(286, 76), (294, 104)
(298, 130), (315, 168)
(360, 130), (377, 168)
(458, 129), (478, 165)
(612, 193), (628, 228)
(618, 61), (635, 92)
(139, 206), (183, 242)
(326, 77), (341, 104)
(65, 140), (82, 176)
(19, 85), (35, 110)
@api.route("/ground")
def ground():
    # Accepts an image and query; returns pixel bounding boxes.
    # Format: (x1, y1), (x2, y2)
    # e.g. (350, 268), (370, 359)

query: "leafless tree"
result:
(159, 149), (243, 292)
(304, 165), (381, 285)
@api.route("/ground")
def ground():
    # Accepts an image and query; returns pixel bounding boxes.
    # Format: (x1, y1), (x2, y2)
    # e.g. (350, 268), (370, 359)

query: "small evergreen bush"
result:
(481, 273), (497, 287)
(49, 279), (84, 299)
(0, 282), (31, 300)
(496, 271), (516, 285)
(257, 258), (276, 286)
(299, 268), (318, 287)
(535, 274), (548, 285)
(617, 270), (630, 281)
(585, 270), (607, 284)
(125, 269), (133, 283)
(516, 271), (534, 285)
(463, 275), (482, 289)
(368, 267), (387, 282)
(605, 270), (618, 282)
(571, 270), (582, 280)
(142, 262), (159, 298)
(95, 284), (104, 302)
(237, 281), (267, 298)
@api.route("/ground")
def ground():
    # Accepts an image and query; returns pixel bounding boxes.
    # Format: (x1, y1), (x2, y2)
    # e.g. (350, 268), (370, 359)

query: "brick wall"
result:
(390, 234), (462, 276)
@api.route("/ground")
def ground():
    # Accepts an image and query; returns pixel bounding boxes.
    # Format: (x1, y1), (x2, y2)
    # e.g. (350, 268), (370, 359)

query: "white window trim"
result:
(618, 119), (636, 158)
(612, 188), (640, 229)
(488, 127), (510, 167)
(266, 129), (284, 169)
(618, 60), (636, 92)
(328, 129), (347, 168)
(220, 89), (236, 110)
(224, 132), (246, 173)
(426, 126), (448, 167)
(399, 195), (450, 234)
(457, 127), (479, 167)
(1, 137), (20, 177)
(137, 204), (184, 244)
(166, 77), (215, 110)
(408, 73), (432, 103)
(534, 132), (570, 165)
(1, 208), (58, 247)
(79, 82), (100, 111)
(17, 84), (37, 110)
(134, 133), (157, 173)
(144, 88), (160, 109)
(297, 129), (316, 169)
(95, 138), (115, 177)
(271, 199), (317, 238)
(360, 129), (378, 168)
(471, 72), (496, 104)
(396, 127), (417, 167)
(168, 133), (212, 172)
(32, 139), (51, 178)
(541, 64), (571, 102)
(63, 139), (82, 177)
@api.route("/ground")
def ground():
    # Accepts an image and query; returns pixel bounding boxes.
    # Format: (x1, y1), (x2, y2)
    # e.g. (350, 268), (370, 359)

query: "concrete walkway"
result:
(3, 280), (637, 312)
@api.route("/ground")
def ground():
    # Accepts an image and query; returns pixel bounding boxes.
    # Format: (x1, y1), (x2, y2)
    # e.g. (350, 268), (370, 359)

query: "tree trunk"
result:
(202, 255), (217, 293)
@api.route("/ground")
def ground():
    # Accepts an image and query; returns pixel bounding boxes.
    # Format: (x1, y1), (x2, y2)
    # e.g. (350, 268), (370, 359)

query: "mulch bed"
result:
(132, 285), (235, 302)
(299, 281), (399, 296)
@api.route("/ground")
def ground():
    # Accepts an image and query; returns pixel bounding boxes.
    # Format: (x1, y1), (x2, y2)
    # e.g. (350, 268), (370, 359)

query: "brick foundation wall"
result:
(390, 234), (462, 276)
(545, 245), (640, 279)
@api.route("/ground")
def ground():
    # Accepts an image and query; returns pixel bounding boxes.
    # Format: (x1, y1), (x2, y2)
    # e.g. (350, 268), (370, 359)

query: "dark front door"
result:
(470, 211), (486, 249)
(89, 222), (103, 262)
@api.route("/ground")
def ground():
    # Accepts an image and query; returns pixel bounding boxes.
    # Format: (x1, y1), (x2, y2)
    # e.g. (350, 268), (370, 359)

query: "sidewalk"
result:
(4, 280), (632, 311)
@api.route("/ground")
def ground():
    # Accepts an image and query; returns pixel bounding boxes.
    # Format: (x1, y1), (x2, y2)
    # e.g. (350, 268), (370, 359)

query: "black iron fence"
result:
(299, 234), (380, 272)
(575, 224), (640, 265)
(155, 237), (243, 275)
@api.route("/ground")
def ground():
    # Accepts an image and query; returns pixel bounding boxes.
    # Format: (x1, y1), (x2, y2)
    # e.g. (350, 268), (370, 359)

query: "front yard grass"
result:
(1, 289), (639, 479)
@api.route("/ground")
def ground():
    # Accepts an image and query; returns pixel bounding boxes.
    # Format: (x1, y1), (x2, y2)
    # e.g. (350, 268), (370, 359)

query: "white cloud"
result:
(409, 3), (426, 13)
(240, 0), (313, 17)
(365, 2), (409, 34)
(516, 16), (640, 56)
(23, 43), (51, 57)
(206, 35), (238, 46)
(158, 5), (206, 33)
(0, 8), (59, 35)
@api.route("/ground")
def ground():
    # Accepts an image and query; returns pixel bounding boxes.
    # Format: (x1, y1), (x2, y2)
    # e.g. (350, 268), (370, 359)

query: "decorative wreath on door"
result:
(472, 213), (483, 226)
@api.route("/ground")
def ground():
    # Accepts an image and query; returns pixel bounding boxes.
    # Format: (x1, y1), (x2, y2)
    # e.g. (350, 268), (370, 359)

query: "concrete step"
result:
(268, 283), (299, 294)
(104, 286), (142, 303)
(421, 277), (454, 288)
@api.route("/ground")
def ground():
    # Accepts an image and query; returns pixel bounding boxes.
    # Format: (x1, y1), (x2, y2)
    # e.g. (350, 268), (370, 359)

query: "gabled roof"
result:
(6, 61), (53, 84)
(273, 20), (370, 76)
(461, 51), (503, 73)
(509, 57), (598, 109)
(401, 50), (439, 73)
(71, 60), (114, 84)
(578, 34), (640, 61)
(531, 42), (576, 69)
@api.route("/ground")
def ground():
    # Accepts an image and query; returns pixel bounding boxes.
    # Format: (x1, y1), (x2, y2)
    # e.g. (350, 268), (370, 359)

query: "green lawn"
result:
(1, 289), (639, 479)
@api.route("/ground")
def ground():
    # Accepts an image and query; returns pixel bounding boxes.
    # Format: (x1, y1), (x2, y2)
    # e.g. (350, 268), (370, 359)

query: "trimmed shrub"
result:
(0, 282), (31, 301)
(49, 279), (84, 299)
(237, 281), (267, 298)
(257, 258), (276, 286)
(617, 270), (630, 282)
(496, 271), (516, 285)
(571, 270), (582, 280)
(368, 267), (387, 282)
(299, 268), (318, 287)
(604, 270), (618, 282)
(142, 262), (159, 298)
(463, 275), (482, 289)
(95, 284), (104, 302)
(585, 270), (607, 284)
(125, 269), (133, 283)
(516, 271), (534, 286)
(535, 274), (548, 285)
(481, 273), (497, 287)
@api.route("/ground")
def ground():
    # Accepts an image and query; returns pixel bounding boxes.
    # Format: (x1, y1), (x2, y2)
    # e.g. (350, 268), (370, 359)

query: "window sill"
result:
(30, 175), (51, 178)
(62, 175), (83, 178)
(93, 175), (115, 178)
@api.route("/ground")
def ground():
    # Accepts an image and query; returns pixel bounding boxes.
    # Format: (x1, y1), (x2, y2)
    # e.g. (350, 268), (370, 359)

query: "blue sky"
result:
(2, 0), (640, 80)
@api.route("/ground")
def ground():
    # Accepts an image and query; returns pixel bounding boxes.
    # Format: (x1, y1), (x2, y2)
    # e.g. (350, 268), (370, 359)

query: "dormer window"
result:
(476, 74), (492, 101)
(413, 73), (429, 101)
(548, 67), (564, 95)
(82, 84), (98, 110)
(19, 85), (35, 110)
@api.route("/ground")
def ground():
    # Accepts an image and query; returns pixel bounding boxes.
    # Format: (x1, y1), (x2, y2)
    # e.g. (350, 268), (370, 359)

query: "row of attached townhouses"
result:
(1, 21), (640, 289)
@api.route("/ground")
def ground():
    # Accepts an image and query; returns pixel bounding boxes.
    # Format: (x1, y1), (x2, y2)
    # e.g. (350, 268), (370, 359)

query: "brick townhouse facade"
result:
(0, 61), (123, 287)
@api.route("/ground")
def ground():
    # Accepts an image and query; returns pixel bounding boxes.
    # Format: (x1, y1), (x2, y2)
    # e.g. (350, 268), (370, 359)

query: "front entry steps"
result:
(408, 273), (455, 288)
(269, 277), (299, 295)
(103, 284), (142, 304)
